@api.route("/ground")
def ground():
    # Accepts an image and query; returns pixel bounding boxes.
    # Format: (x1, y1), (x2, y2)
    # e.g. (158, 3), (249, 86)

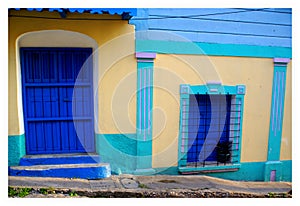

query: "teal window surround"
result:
(178, 83), (246, 174)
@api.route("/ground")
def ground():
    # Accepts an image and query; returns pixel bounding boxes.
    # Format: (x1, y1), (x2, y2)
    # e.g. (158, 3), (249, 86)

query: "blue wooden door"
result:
(21, 48), (95, 154)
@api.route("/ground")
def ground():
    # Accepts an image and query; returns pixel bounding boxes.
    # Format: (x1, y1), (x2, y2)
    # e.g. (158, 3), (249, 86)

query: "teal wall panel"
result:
(8, 134), (26, 166)
(154, 160), (292, 182)
(208, 162), (266, 181)
(281, 160), (292, 182)
(95, 133), (137, 174)
(206, 160), (291, 182)
(264, 161), (283, 181)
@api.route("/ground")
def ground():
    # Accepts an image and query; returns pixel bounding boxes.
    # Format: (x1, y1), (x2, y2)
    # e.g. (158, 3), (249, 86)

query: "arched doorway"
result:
(17, 30), (98, 154)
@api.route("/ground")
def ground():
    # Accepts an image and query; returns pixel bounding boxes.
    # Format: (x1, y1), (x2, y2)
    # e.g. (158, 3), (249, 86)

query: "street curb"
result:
(8, 186), (292, 198)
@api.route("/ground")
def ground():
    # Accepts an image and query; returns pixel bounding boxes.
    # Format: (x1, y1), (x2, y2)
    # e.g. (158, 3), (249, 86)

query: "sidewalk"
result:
(8, 175), (292, 198)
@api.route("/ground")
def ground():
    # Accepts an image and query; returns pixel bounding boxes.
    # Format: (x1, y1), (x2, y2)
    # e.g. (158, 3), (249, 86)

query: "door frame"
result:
(20, 47), (95, 154)
(16, 30), (99, 155)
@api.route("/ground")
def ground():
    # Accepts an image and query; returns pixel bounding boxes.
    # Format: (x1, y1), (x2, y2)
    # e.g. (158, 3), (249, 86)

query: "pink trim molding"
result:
(273, 58), (290, 64)
(135, 52), (156, 59)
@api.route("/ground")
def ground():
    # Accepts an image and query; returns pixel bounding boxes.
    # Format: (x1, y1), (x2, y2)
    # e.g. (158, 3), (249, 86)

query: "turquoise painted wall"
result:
(281, 160), (292, 182)
(209, 160), (292, 182)
(8, 134), (26, 166)
(95, 133), (137, 174)
(155, 160), (292, 182)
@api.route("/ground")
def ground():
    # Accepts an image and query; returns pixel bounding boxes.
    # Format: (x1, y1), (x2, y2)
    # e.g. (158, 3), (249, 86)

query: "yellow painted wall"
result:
(8, 10), (136, 135)
(280, 61), (292, 160)
(152, 54), (280, 168)
(152, 55), (205, 168)
(98, 55), (137, 134)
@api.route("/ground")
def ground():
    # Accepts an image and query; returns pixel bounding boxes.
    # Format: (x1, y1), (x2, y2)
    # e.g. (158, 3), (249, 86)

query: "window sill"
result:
(178, 164), (241, 174)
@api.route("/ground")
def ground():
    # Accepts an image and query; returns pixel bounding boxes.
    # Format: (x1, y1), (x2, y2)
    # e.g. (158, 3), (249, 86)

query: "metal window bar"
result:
(183, 94), (242, 167)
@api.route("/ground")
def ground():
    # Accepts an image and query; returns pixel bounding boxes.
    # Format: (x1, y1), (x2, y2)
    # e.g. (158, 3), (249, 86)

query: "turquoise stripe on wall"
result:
(209, 160), (292, 182)
(155, 160), (292, 182)
(94, 134), (292, 181)
(95, 133), (137, 174)
(8, 134), (26, 166)
(281, 160), (292, 182)
(136, 40), (292, 58)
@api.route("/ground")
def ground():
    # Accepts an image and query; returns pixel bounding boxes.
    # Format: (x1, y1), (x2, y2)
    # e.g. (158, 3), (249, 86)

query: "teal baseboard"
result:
(94, 133), (292, 182)
(95, 133), (137, 174)
(154, 160), (292, 182)
(208, 160), (291, 182)
(8, 134), (26, 166)
(264, 161), (283, 181)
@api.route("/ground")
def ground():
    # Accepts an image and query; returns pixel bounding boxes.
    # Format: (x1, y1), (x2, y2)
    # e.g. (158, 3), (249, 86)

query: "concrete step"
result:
(19, 153), (101, 166)
(9, 163), (111, 179)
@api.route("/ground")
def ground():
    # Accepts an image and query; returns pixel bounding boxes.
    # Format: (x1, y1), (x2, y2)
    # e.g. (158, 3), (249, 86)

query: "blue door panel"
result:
(27, 123), (36, 152)
(44, 122), (53, 150)
(35, 122), (45, 151)
(52, 122), (61, 151)
(21, 48), (94, 154)
(68, 121), (78, 151)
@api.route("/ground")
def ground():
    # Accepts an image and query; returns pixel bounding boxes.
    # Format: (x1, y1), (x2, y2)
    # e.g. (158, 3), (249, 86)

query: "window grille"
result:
(181, 94), (242, 167)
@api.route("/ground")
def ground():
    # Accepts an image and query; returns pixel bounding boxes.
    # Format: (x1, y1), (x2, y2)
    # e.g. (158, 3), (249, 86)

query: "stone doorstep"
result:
(10, 163), (108, 170)
(23, 153), (99, 158)
(9, 163), (111, 179)
(19, 153), (101, 166)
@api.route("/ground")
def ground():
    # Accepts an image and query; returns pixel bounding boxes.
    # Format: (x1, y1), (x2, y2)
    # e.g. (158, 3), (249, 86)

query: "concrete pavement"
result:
(8, 174), (292, 197)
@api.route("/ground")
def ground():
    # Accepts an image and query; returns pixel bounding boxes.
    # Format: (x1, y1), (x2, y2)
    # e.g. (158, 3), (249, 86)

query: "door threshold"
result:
(24, 153), (98, 158)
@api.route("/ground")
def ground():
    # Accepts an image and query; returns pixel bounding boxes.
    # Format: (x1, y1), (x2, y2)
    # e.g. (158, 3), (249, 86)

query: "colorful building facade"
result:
(8, 8), (292, 181)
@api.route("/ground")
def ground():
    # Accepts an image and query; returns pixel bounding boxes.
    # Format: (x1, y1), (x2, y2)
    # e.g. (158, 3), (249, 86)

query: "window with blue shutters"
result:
(178, 84), (246, 172)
